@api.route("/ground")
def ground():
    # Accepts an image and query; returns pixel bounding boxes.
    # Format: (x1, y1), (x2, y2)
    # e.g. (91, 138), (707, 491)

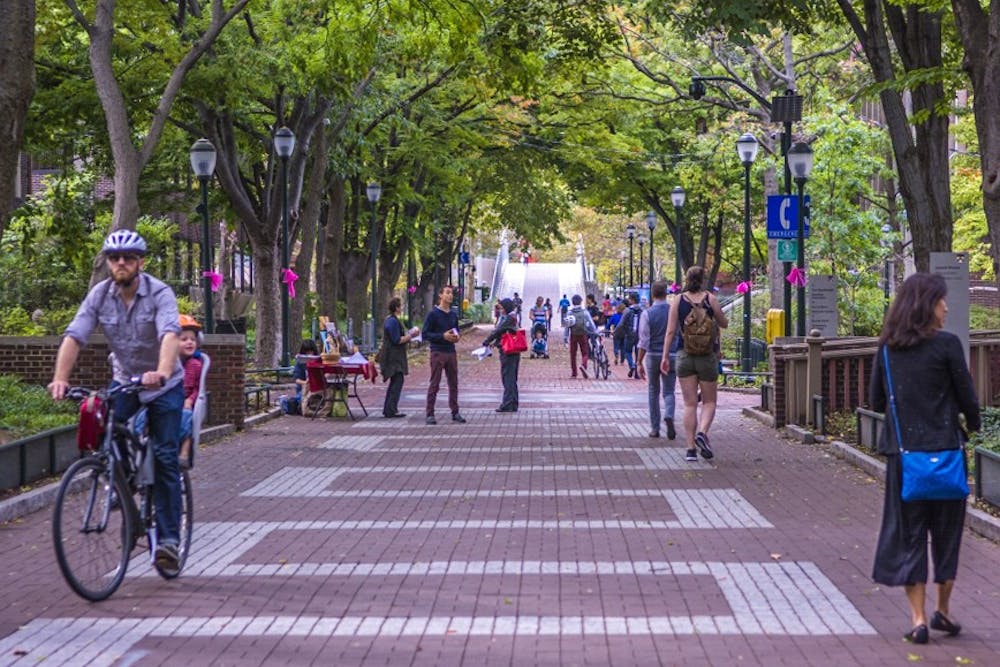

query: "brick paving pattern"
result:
(2, 326), (1000, 665)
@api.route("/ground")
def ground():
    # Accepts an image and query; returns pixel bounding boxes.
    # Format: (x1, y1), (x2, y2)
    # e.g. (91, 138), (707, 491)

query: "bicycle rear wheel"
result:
(52, 456), (132, 601)
(154, 469), (193, 579)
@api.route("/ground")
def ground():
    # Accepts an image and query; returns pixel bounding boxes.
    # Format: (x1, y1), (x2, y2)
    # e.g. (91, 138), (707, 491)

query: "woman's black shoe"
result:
(904, 624), (929, 644)
(930, 611), (961, 636)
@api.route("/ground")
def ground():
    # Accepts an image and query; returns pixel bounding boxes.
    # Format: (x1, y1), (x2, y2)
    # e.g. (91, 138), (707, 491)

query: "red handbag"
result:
(500, 329), (528, 354)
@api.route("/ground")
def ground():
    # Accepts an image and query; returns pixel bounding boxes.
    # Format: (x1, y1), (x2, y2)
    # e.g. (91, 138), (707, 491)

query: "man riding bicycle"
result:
(49, 230), (185, 575)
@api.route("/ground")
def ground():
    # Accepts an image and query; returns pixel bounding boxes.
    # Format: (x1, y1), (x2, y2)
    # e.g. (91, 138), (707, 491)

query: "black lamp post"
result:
(737, 132), (759, 372)
(366, 181), (382, 345)
(881, 223), (892, 315)
(645, 211), (657, 286)
(189, 138), (216, 334)
(690, 76), (802, 336)
(637, 231), (646, 289)
(618, 249), (625, 297)
(274, 126), (295, 367)
(788, 141), (814, 337)
(670, 187), (684, 286)
(625, 223), (636, 288)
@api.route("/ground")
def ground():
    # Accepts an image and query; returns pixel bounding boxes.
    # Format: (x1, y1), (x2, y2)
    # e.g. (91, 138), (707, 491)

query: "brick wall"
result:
(0, 334), (246, 428)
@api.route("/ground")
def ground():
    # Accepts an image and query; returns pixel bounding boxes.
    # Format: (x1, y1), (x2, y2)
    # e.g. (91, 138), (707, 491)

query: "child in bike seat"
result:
(177, 315), (204, 469)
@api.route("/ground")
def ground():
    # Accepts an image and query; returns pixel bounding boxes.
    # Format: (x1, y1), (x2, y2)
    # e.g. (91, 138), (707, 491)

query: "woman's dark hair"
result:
(387, 296), (402, 314)
(683, 266), (706, 293)
(298, 339), (318, 355)
(880, 272), (947, 349)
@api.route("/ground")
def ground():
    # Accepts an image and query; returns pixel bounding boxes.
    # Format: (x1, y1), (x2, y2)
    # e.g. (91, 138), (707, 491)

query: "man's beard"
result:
(113, 270), (138, 288)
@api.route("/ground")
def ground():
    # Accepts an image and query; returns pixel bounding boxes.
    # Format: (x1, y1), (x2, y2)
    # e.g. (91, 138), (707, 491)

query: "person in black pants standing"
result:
(421, 285), (466, 425)
(482, 298), (521, 412)
(380, 297), (417, 418)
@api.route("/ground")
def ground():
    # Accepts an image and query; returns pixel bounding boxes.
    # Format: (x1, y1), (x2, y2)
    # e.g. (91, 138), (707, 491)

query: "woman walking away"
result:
(869, 272), (980, 644)
(381, 297), (418, 418)
(482, 298), (521, 412)
(660, 266), (728, 462)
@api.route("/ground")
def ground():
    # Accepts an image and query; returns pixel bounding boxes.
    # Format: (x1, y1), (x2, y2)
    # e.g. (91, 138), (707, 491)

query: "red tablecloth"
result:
(307, 361), (378, 383)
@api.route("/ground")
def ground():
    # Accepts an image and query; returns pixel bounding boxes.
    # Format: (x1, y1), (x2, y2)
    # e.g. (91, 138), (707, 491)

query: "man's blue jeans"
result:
(113, 382), (184, 545)
(645, 353), (677, 432)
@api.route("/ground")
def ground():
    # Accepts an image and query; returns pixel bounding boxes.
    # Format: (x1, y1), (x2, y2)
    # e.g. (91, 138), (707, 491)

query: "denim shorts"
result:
(675, 350), (719, 382)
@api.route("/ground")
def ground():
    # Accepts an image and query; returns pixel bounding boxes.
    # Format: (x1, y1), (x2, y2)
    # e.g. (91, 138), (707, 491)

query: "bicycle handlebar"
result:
(64, 377), (145, 404)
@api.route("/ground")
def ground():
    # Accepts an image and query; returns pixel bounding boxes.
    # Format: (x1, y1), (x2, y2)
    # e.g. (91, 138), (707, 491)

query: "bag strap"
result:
(882, 346), (905, 454)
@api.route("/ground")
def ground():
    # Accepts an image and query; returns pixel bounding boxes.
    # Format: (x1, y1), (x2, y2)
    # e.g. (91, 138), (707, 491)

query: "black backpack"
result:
(617, 307), (638, 340)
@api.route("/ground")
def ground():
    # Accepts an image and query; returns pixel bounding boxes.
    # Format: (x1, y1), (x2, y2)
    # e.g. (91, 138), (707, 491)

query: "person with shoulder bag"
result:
(659, 266), (728, 462)
(381, 297), (419, 418)
(482, 298), (522, 412)
(868, 272), (980, 645)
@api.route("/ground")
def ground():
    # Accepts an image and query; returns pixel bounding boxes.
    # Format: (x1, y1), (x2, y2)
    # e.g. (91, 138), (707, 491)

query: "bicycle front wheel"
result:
(154, 469), (193, 579)
(52, 456), (132, 601)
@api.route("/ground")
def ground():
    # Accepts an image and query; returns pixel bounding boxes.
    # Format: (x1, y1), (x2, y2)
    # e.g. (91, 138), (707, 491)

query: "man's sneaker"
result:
(685, 448), (698, 462)
(452, 413), (467, 423)
(695, 431), (714, 459)
(628, 367), (634, 378)
(155, 543), (180, 576)
(665, 417), (676, 441)
(579, 365), (589, 379)
(425, 415), (437, 425)
(648, 430), (660, 438)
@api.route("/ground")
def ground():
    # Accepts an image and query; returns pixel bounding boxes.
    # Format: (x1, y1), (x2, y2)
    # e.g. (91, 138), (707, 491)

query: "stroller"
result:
(529, 321), (549, 359)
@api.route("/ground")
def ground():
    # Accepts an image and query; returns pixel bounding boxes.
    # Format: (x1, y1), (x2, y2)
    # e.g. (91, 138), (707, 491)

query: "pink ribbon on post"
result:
(407, 285), (418, 294)
(202, 271), (223, 292)
(736, 281), (752, 294)
(786, 267), (807, 287)
(282, 268), (299, 298)
(668, 283), (680, 294)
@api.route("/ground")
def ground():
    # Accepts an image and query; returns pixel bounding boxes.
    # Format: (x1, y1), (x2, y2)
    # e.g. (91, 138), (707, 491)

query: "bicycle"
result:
(52, 379), (193, 601)
(588, 333), (611, 380)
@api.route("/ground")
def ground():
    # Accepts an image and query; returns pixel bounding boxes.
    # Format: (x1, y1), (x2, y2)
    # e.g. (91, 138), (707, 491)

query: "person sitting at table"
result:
(380, 297), (418, 418)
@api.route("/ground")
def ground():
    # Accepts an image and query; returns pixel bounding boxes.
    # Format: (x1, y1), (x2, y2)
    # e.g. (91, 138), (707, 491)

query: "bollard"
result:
(805, 328), (824, 427)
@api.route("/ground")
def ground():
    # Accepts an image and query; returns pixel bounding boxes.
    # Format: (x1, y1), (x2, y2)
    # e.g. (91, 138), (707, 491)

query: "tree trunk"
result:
(838, 0), (952, 271)
(0, 0), (35, 236)
(320, 177), (346, 321)
(251, 243), (280, 367)
(952, 0), (1000, 278)
(290, 128), (327, 340)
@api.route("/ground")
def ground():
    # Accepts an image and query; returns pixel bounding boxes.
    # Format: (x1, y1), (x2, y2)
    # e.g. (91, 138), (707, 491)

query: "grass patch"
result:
(0, 375), (77, 442)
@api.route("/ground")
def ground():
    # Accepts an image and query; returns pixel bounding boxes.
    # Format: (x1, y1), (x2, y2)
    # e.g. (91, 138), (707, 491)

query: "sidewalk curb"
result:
(0, 409), (282, 525)
(827, 439), (1000, 544)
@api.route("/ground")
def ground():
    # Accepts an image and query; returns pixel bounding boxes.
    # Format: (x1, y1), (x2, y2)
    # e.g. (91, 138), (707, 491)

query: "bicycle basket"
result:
(77, 394), (105, 451)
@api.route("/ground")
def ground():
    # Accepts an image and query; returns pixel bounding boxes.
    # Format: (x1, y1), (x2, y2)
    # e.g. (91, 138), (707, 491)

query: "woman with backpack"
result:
(660, 266), (728, 462)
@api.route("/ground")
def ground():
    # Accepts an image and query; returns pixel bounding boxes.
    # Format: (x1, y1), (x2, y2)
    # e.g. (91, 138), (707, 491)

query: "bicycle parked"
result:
(52, 378), (193, 601)
(588, 332), (611, 380)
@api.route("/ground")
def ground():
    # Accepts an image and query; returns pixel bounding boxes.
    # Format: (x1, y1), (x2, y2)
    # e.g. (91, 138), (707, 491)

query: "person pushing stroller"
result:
(528, 296), (549, 359)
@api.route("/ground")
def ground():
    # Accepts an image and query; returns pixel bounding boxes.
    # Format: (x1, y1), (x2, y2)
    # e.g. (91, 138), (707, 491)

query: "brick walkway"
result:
(2, 326), (1000, 665)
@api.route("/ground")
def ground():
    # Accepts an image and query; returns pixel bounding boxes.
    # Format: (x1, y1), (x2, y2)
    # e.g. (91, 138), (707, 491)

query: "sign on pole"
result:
(767, 195), (810, 239)
(776, 239), (797, 262)
(930, 252), (970, 364)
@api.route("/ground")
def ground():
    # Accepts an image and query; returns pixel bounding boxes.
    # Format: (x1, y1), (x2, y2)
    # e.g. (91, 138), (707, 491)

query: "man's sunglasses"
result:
(106, 253), (141, 263)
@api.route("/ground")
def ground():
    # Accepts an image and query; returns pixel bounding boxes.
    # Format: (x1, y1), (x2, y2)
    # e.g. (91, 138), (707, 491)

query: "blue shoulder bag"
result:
(883, 346), (968, 502)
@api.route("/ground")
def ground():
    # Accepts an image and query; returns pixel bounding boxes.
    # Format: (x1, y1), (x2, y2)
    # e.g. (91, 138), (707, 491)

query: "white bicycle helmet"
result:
(102, 230), (147, 255)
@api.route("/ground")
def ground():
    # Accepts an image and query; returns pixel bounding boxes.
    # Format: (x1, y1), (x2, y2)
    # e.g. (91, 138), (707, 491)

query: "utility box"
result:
(766, 309), (785, 344)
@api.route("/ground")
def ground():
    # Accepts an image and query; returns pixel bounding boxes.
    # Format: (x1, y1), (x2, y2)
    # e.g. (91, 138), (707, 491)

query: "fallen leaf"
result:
(770, 553), (782, 561)
(955, 657), (973, 665)
(905, 653), (922, 662)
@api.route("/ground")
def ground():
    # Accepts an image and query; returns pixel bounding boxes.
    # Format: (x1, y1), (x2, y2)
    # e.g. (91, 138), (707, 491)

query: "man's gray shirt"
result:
(637, 299), (678, 355)
(64, 273), (183, 401)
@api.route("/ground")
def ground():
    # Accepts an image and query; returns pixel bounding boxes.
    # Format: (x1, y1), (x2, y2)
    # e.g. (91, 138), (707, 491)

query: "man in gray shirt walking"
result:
(636, 280), (679, 439)
(49, 230), (185, 575)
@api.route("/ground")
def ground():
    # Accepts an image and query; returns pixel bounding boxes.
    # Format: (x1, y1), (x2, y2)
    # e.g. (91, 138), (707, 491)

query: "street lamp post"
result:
(690, 77), (802, 336)
(618, 249), (626, 297)
(274, 126), (295, 367)
(189, 138), (217, 333)
(670, 187), (685, 287)
(645, 211), (657, 286)
(366, 181), (382, 348)
(737, 132), (759, 373)
(625, 224), (636, 288)
(788, 142), (814, 337)
(637, 232), (646, 289)
(881, 223), (893, 315)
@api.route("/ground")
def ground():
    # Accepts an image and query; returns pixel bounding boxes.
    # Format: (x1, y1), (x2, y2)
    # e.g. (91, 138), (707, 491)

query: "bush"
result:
(464, 303), (493, 324)
(970, 407), (1000, 453)
(0, 375), (77, 439)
